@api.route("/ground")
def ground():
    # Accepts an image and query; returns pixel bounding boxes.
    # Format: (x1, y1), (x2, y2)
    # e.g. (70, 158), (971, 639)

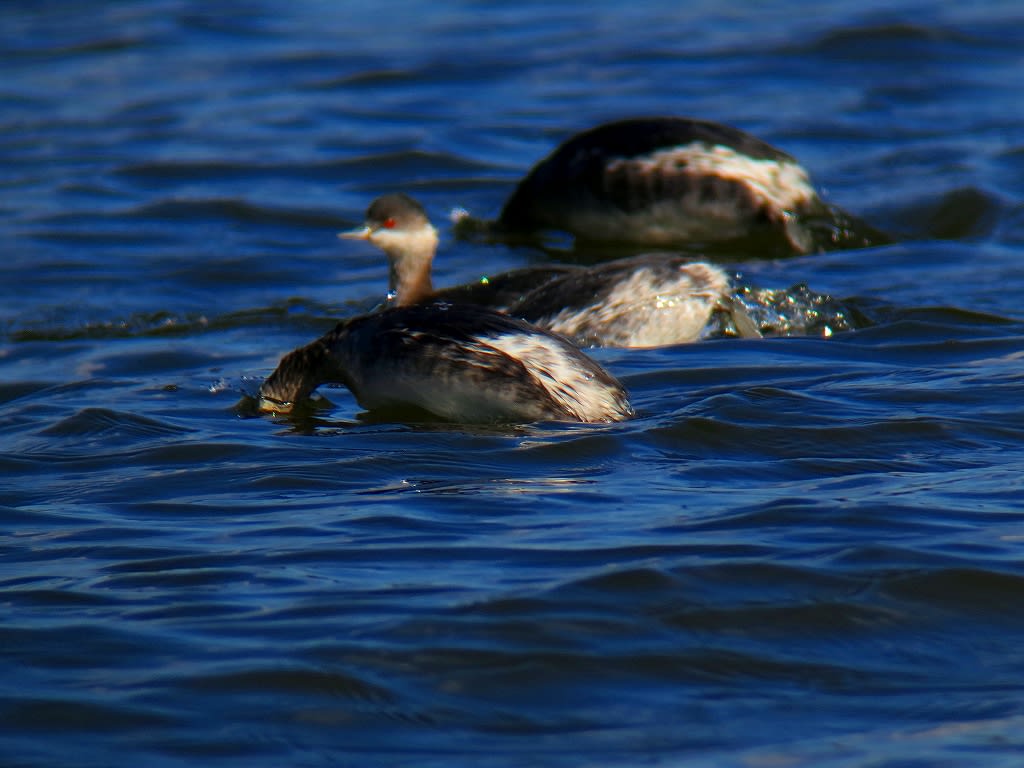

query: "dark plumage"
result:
(488, 116), (886, 253)
(259, 195), (633, 424)
(337, 194), (742, 348)
(259, 302), (633, 423)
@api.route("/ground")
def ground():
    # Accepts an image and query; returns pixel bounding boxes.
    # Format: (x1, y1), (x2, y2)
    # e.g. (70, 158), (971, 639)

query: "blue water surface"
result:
(2, 1), (1024, 766)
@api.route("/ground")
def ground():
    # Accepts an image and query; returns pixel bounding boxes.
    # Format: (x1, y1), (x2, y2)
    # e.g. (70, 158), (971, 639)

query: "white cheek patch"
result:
(370, 225), (439, 255)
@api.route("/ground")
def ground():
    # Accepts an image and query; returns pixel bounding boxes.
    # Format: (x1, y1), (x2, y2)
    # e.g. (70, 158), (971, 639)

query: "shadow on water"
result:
(884, 186), (1007, 241)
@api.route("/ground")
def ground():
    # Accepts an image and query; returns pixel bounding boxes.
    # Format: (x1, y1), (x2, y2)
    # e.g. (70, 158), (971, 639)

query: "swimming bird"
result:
(258, 196), (633, 424)
(341, 193), (760, 347)
(457, 116), (887, 254)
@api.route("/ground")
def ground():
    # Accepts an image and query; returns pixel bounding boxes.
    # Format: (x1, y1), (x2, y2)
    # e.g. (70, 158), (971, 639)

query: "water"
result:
(2, 1), (1024, 765)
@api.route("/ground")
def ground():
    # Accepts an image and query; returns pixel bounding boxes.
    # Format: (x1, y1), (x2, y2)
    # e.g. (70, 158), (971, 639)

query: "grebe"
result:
(258, 196), (633, 424)
(340, 194), (772, 348)
(458, 117), (887, 254)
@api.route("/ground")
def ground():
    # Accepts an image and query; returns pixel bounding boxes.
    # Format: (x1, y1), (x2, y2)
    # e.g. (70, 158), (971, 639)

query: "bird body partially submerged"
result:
(338, 194), (745, 348)
(492, 257), (735, 348)
(259, 302), (633, 424)
(489, 117), (886, 253)
(259, 194), (633, 424)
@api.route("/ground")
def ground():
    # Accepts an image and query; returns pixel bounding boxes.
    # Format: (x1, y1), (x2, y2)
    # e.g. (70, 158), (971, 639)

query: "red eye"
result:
(382, 217), (396, 229)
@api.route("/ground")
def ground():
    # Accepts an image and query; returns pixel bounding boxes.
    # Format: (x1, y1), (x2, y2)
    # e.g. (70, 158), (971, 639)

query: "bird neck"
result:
(259, 336), (344, 409)
(384, 227), (438, 306)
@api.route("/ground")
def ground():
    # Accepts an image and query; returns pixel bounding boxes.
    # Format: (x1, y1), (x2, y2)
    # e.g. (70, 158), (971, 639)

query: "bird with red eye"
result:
(258, 192), (633, 424)
(339, 194), (441, 306)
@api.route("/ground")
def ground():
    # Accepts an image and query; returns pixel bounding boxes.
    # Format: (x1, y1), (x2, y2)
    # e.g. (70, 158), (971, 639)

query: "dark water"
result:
(3, 2), (1024, 765)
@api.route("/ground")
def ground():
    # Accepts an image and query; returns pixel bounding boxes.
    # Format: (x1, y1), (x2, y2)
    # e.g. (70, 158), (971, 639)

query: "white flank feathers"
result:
(540, 263), (731, 347)
(481, 332), (628, 422)
(608, 142), (816, 213)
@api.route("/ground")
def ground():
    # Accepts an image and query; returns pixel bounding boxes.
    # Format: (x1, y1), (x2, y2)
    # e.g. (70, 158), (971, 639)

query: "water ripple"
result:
(3, 1), (1024, 766)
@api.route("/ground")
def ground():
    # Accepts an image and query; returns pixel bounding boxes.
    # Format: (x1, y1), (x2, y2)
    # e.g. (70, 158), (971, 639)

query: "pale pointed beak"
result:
(337, 225), (373, 241)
